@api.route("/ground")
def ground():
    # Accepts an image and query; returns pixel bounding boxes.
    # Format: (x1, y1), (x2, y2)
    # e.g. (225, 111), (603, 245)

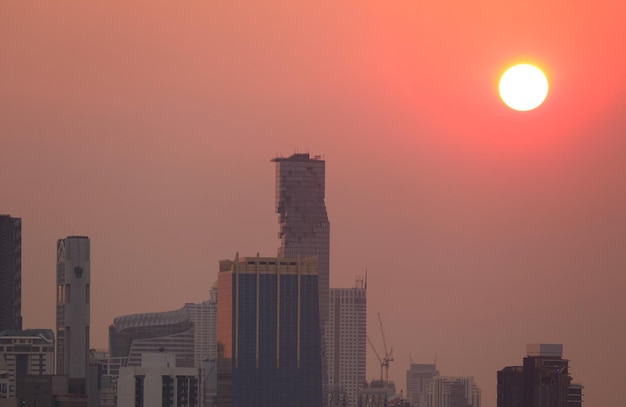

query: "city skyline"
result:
(3, 2), (626, 407)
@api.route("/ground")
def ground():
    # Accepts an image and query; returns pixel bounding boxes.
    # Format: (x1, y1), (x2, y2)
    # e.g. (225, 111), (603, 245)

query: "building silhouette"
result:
(0, 215), (22, 332)
(216, 254), (323, 407)
(407, 364), (440, 407)
(427, 376), (481, 407)
(56, 236), (91, 395)
(325, 282), (367, 407)
(497, 344), (578, 407)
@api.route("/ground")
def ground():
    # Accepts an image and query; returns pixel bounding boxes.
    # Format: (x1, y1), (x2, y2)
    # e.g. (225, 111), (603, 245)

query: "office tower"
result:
(427, 376), (481, 407)
(407, 364), (440, 407)
(497, 344), (578, 407)
(0, 215), (22, 332)
(272, 153), (330, 323)
(56, 235), (91, 395)
(217, 255), (322, 407)
(523, 344), (570, 407)
(117, 353), (199, 407)
(325, 281), (367, 407)
(0, 329), (55, 399)
(497, 366), (523, 407)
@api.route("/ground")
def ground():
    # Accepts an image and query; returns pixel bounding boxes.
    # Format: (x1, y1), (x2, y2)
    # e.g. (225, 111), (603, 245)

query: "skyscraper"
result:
(0, 215), (22, 332)
(216, 254), (323, 407)
(272, 153), (330, 324)
(407, 364), (440, 407)
(325, 283), (367, 407)
(56, 235), (91, 395)
(497, 344), (576, 407)
(427, 376), (481, 407)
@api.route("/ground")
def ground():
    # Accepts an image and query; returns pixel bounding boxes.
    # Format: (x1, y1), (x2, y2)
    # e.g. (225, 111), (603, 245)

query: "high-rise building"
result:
(0, 215), (22, 332)
(325, 282), (367, 407)
(272, 153), (330, 323)
(407, 364), (440, 407)
(0, 329), (55, 400)
(427, 376), (481, 407)
(497, 344), (578, 407)
(496, 366), (523, 407)
(56, 236), (91, 395)
(217, 254), (323, 407)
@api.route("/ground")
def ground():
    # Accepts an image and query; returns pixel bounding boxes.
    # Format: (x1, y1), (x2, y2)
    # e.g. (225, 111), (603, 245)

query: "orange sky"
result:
(2, 2), (626, 406)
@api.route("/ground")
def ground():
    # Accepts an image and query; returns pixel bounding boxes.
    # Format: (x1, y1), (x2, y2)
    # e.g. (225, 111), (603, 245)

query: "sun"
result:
(499, 64), (549, 111)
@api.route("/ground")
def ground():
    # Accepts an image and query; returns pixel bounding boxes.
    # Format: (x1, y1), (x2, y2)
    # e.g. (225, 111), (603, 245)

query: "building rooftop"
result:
(271, 153), (324, 162)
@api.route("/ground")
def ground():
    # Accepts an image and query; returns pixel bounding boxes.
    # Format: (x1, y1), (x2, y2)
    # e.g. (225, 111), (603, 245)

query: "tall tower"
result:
(0, 215), (22, 331)
(56, 236), (91, 395)
(522, 344), (570, 407)
(406, 364), (440, 407)
(272, 153), (330, 324)
(325, 282), (367, 407)
(497, 344), (576, 407)
(216, 255), (323, 407)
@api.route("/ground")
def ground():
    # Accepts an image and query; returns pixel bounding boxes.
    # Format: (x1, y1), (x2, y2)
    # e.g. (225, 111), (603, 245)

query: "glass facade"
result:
(217, 256), (323, 407)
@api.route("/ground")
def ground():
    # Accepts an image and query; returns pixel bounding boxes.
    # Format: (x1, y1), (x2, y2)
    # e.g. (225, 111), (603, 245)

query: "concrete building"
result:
(0, 329), (55, 400)
(0, 215), (22, 332)
(497, 344), (578, 407)
(325, 281), (367, 407)
(117, 353), (198, 407)
(56, 236), (91, 395)
(109, 306), (195, 368)
(108, 296), (217, 406)
(186, 286), (218, 407)
(427, 376), (481, 407)
(217, 254), (323, 407)
(407, 364), (440, 407)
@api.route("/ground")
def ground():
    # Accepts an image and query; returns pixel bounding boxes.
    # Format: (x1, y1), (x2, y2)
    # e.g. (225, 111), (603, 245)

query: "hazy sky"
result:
(2, 2), (626, 406)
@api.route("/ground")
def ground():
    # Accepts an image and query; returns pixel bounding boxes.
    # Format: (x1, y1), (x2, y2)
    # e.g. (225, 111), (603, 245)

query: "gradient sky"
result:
(2, 1), (626, 406)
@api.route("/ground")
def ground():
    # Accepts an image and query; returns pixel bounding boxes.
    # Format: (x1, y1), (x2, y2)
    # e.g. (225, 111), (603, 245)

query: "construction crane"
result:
(367, 312), (394, 385)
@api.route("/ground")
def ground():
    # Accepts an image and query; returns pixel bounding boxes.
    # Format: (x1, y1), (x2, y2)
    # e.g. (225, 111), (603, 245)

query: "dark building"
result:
(217, 255), (322, 407)
(567, 384), (583, 407)
(497, 344), (578, 407)
(497, 366), (523, 407)
(0, 215), (22, 332)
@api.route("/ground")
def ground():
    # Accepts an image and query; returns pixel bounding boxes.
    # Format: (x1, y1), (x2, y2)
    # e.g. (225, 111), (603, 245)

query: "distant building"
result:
(497, 344), (579, 407)
(108, 295), (217, 406)
(325, 282), (367, 407)
(56, 236), (91, 395)
(406, 364), (440, 407)
(0, 215), (22, 332)
(426, 376), (481, 407)
(0, 329), (54, 400)
(217, 254), (323, 407)
(109, 306), (195, 368)
(117, 353), (198, 407)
